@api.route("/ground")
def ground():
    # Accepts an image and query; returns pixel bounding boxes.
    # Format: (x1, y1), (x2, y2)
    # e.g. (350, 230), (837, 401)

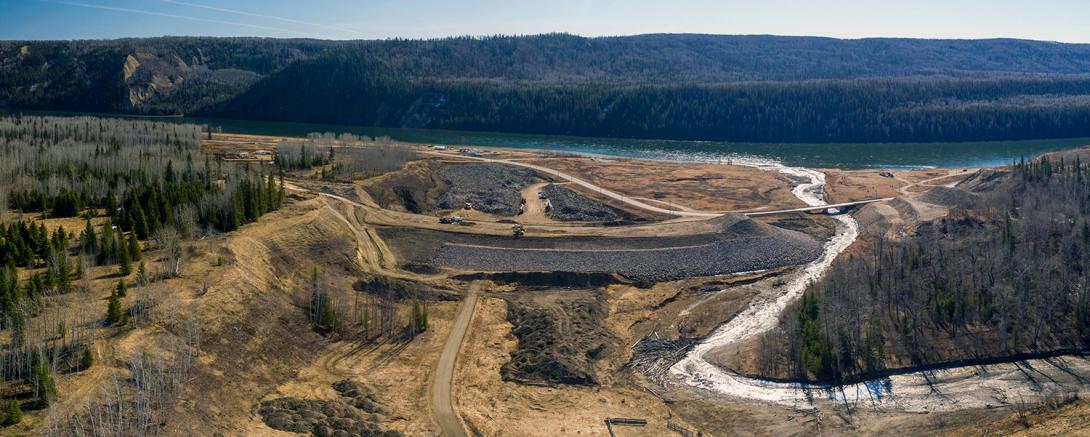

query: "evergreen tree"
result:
(75, 252), (85, 280)
(1, 400), (21, 426)
(80, 346), (94, 370)
(98, 222), (116, 264)
(115, 279), (127, 298)
(131, 203), (150, 240)
(43, 262), (56, 291)
(118, 242), (132, 276)
(80, 218), (97, 253)
(31, 353), (57, 407)
(127, 231), (141, 262)
(106, 289), (125, 325)
(137, 261), (148, 286)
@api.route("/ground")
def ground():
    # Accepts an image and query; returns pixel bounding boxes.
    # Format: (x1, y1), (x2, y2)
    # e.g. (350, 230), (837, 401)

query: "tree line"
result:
(1, 116), (285, 232)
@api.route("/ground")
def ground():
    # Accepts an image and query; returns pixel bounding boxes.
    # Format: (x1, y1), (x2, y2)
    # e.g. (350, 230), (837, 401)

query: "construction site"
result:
(9, 126), (1090, 437)
(166, 132), (1090, 437)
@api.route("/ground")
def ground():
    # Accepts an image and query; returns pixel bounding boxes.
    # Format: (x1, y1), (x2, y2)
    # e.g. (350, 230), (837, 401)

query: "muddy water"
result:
(669, 163), (1090, 412)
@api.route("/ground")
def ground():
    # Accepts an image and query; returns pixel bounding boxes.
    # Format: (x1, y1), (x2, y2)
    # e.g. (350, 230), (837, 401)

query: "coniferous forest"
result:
(5, 34), (1090, 143)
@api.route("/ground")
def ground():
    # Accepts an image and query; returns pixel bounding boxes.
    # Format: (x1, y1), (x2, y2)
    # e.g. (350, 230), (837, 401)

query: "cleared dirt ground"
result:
(531, 156), (804, 212)
(455, 295), (689, 436)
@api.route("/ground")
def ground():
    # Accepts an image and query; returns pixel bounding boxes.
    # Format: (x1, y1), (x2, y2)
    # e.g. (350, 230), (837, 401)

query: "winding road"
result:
(431, 281), (481, 437)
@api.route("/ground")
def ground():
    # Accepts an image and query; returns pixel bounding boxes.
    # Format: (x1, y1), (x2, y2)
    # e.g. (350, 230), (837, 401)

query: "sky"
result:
(1, 0), (1089, 42)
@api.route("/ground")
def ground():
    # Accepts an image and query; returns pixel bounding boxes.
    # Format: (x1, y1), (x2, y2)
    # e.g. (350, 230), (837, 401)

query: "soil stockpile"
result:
(259, 380), (400, 437)
(362, 160), (448, 214)
(541, 183), (624, 222)
(501, 290), (618, 386)
(921, 186), (978, 208)
(352, 276), (460, 301)
(437, 163), (537, 215)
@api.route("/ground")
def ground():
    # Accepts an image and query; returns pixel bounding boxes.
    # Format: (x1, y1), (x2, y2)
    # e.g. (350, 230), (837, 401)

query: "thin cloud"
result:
(44, 0), (333, 39)
(160, 0), (368, 37)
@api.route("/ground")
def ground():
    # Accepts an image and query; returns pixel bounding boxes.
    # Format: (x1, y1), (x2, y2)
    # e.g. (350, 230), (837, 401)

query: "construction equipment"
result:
(511, 223), (525, 238)
(464, 201), (473, 210)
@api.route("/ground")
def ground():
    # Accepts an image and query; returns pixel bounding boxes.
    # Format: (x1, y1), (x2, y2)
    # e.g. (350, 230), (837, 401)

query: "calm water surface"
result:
(23, 111), (1090, 169)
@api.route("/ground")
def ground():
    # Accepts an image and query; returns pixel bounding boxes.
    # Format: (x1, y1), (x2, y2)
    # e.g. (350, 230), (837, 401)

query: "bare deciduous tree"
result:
(154, 227), (183, 278)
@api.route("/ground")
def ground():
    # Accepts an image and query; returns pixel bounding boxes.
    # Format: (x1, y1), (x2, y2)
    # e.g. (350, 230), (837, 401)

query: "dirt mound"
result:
(957, 168), (1010, 193)
(259, 380), (400, 437)
(437, 163), (537, 215)
(702, 212), (750, 231)
(541, 184), (624, 221)
(921, 186), (978, 208)
(362, 160), (447, 214)
(352, 275), (460, 301)
(501, 290), (618, 386)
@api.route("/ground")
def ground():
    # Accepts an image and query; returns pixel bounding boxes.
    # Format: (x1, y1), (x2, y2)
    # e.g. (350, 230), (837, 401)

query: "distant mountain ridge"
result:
(3, 34), (1090, 142)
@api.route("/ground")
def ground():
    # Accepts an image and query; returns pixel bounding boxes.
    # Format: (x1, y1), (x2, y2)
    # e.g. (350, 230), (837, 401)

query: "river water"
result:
(190, 117), (1090, 169)
(17, 111), (1090, 169)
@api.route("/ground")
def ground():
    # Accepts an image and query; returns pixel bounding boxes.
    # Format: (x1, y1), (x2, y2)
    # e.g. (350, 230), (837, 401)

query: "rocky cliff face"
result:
(0, 38), (330, 114)
(123, 51), (194, 108)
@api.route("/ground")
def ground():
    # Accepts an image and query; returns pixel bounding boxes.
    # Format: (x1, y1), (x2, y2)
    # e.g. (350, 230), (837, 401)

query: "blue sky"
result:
(2, 0), (1088, 42)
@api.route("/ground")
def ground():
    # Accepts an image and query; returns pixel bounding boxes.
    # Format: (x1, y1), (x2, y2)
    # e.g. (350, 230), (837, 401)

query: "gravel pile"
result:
(434, 232), (822, 282)
(437, 163), (536, 216)
(541, 184), (623, 222)
(259, 380), (400, 437)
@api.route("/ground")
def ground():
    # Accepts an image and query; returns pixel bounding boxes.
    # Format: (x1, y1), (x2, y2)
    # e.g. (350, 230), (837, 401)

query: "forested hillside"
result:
(212, 62), (1090, 142)
(0, 116), (284, 430)
(4, 34), (1090, 142)
(757, 158), (1090, 383)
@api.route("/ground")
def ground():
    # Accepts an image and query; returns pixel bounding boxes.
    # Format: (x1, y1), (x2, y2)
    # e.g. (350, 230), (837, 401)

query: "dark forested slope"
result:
(4, 34), (1090, 142)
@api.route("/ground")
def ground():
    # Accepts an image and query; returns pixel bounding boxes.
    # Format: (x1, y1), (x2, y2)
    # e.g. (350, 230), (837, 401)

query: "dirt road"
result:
(426, 150), (895, 218)
(518, 182), (551, 223)
(432, 281), (481, 437)
(424, 151), (724, 217)
(896, 168), (975, 194)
